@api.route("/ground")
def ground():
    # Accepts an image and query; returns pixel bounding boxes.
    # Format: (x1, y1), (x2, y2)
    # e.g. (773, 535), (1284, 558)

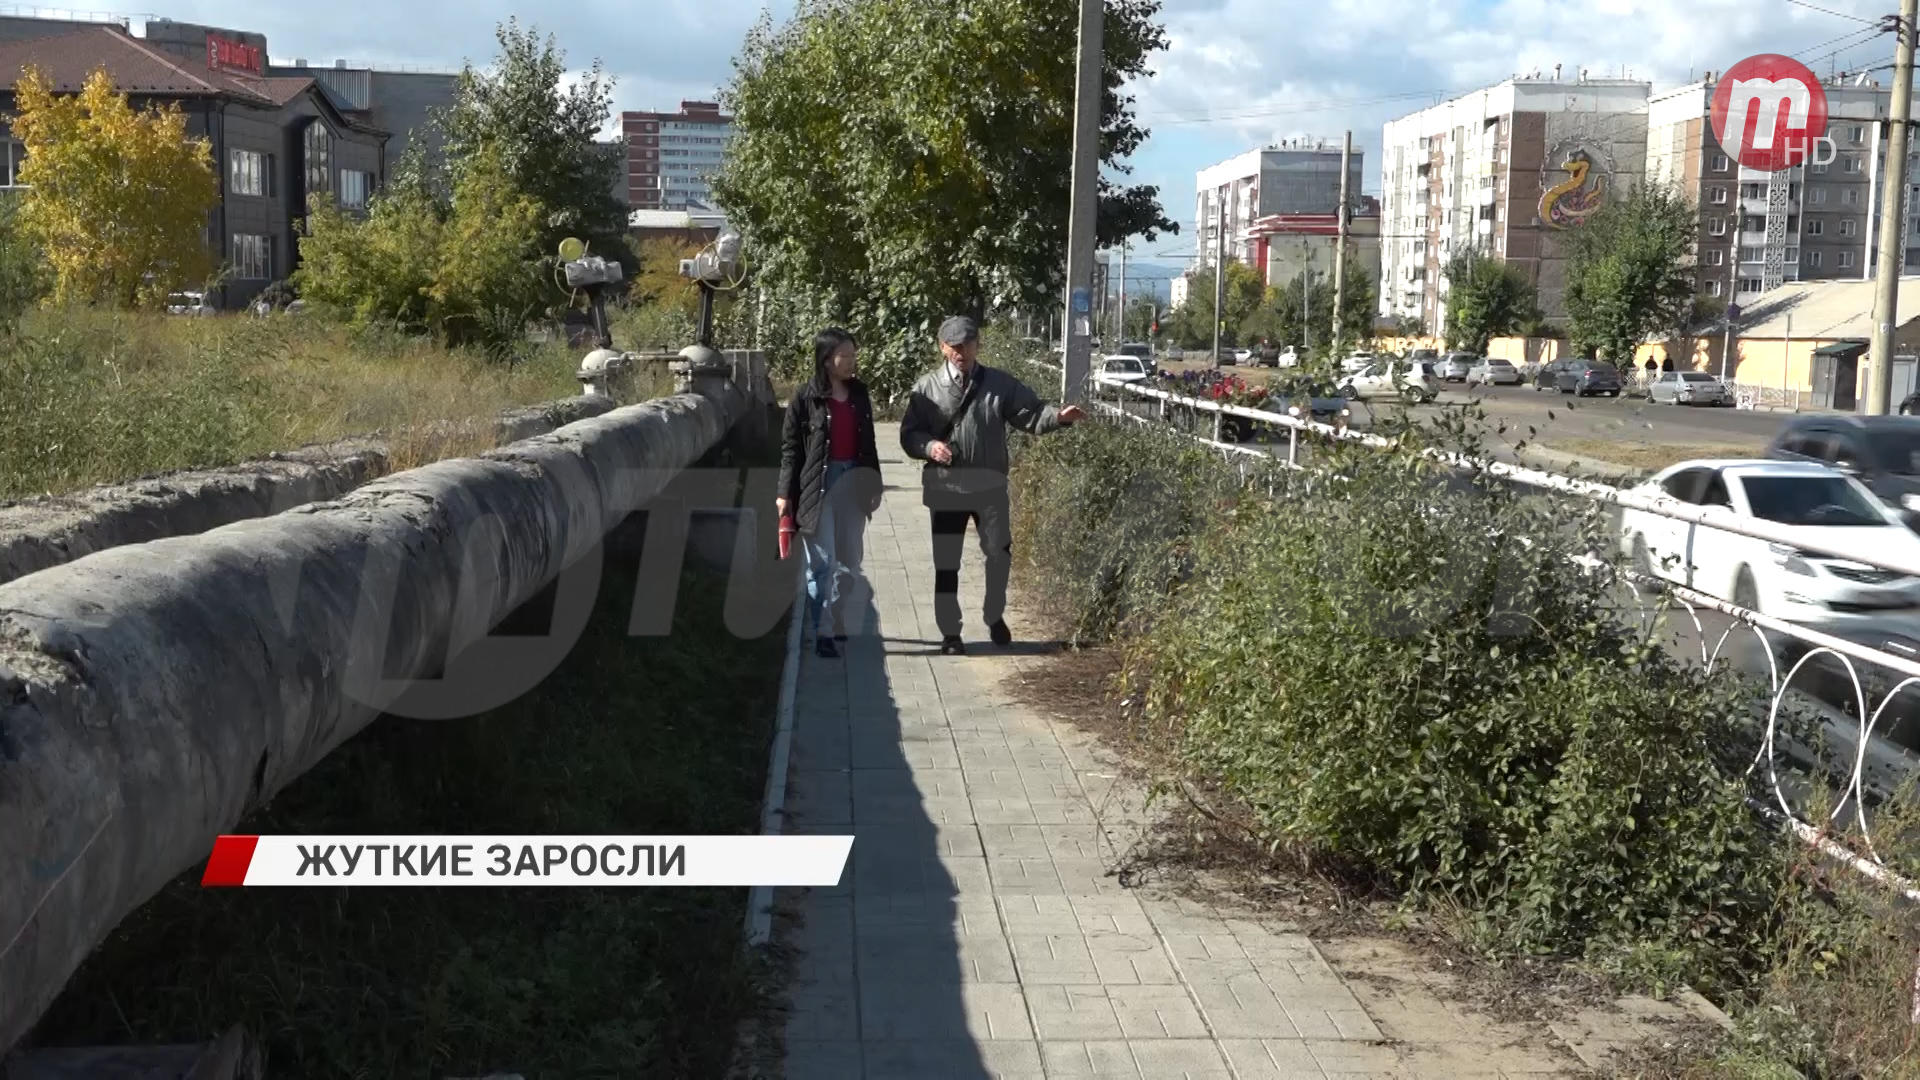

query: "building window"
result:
(1841, 218), (1858, 237)
(1846, 154), (1865, 173)
(1712, 153), (1730, 172)
(1739, 278), (1764, 294)
(1786, 246), (1799, 263)
(303, 122), (332, 201)
(1809, 250), (1824, 268)
(1844, 188), (1860, 205)
(1740, 245), (1763, 262)
(0, 139), (24, 188)
(1709, 186), (1728, 204)
(1708, 280), (1724, 296)
(231, 233), (271, 280)
(1706, 249), (1725, 265)
(1808, 219), (1825, 236)
(1709, 217), (1727, 236)
(1850, 124), (1866, 145)
(1840, 250), (1856, 268)
(1812, 187), (1828, 204)
(1814, 159), (1830, 174)
(229, 149), (265, 197)
(1741, 182), (1764, 199)
(339, 169), (372, 210)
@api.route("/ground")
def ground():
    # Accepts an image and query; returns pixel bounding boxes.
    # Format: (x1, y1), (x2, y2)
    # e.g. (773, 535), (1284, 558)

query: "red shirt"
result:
(826, 396), (857, 461)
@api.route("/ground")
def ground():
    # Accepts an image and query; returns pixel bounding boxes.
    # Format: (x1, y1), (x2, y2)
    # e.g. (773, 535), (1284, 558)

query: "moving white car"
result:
(1618, 459), (1920, 626)
(1466, 358), (1522, 385)
(1337, 359), (1440, 404)
(1097, 356), (1152, 384)
(1647, 370), (1733, 407)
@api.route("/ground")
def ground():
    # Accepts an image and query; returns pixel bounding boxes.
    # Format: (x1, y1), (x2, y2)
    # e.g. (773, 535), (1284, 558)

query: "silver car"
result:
(1466, 358), (1522, 385)
(1648, 370), (1732, 407)
(1436, 352), (1475, 382)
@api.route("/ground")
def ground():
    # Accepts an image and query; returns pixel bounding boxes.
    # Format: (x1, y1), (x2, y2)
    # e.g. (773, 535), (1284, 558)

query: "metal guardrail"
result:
(1078, 370), (1920, 896)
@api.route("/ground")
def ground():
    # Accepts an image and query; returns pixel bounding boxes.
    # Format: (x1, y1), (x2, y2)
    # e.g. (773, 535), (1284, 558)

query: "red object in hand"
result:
(779, 514), (797, 559)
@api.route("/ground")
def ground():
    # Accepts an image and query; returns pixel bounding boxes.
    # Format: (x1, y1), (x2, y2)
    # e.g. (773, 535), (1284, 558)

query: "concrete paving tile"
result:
(1026, 985), (1125, 1041)
(1040, 1040), (1142, 1077)
(863, 1039), (1045, 1079)
(1127, 1038), (1234, 1078)
(783, 1039), (865, 1080)
(1107, 984), (1211, 1039)
(860, 980), (1035, 1042)
(1219, 1038), (1329, 1079)
(1192, 978), (1302, 1039)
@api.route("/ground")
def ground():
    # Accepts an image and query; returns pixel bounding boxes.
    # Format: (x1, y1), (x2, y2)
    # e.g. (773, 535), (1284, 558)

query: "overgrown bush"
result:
(1013, 417), (1785, 983)
(0, 194), (46, 335)
(296, 149), (544, 353)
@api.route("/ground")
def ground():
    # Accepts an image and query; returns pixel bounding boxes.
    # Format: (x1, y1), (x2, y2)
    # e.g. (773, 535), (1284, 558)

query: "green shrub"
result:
(1013, 417), (1783, 981)
(0, 193), (46, 335)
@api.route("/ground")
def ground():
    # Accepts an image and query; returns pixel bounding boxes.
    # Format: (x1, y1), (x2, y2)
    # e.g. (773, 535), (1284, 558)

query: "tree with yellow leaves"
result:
(13, 67), (219, 308)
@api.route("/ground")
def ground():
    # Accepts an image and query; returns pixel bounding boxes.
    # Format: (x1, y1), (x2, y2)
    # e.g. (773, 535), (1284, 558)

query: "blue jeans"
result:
(803, 460), (866, 637)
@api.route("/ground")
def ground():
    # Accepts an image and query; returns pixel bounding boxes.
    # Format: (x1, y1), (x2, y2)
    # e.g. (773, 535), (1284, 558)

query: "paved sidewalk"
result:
(773, 430), (1415, 1080)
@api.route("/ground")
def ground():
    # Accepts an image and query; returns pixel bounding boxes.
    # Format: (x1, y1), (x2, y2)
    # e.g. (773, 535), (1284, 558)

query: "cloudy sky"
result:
(141, 0), (1898, 272)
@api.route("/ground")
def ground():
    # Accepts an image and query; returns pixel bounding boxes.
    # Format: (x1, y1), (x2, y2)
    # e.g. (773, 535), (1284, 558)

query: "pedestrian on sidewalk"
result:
(901, 315), (1084, 656)
(778, 327), (882, 659)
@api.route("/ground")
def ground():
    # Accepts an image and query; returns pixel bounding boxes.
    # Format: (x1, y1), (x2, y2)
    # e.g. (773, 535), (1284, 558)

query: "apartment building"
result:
(1648, 73), (1920, 304)
(622, 100), (732, 212)
(0, 23), (387, 310)
(1195, 143), (1364, 269)
(1378, 74), (1650, 333)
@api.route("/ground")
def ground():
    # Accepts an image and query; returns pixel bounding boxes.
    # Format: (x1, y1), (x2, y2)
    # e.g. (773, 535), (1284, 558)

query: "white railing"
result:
(1076, 370), (1920, 896)
(1729, 381), (1804, 412)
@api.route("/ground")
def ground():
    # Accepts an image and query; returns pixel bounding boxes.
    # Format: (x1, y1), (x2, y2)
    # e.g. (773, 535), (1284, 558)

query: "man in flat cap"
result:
(901, 315), (1084, 655)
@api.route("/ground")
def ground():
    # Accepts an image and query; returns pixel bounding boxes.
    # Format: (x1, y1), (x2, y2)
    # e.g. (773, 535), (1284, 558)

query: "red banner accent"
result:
(201, 834), (260, 886)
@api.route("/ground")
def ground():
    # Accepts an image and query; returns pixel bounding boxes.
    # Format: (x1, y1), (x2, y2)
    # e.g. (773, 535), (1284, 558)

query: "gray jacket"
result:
(900, 362), (1063, 505)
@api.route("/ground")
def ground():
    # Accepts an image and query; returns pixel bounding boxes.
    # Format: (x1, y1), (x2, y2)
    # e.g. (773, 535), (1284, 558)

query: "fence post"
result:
(1212, 409), (1223, 443)
(1288, 426), (1299, 468)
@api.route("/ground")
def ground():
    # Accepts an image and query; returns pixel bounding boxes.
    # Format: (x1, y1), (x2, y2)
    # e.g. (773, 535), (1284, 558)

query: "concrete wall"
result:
(0, 384), (748, 1053)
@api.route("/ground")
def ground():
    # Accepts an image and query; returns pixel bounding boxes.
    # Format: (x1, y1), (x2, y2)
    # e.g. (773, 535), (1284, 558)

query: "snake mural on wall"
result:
(1538, 139), (1616, 229)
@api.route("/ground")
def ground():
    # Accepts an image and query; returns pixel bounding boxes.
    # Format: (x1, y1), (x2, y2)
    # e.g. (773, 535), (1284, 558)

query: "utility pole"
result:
(1211, 190), (1227, 367)
(1868, 0), (1917, 415)
(1721, 231), (1739, 381)
(1332, 130), (1352, 352)
(1118, 240), (1128, 345)
(1061, 0), (1103, 403)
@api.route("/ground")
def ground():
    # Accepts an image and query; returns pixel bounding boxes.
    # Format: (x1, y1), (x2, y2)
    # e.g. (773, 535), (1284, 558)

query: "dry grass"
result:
(1542, 438), (1766, 473)
(0, 308), (632, 497)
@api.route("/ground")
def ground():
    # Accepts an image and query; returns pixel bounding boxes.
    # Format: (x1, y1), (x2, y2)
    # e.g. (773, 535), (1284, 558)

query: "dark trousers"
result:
(929, 487), (1012, 639)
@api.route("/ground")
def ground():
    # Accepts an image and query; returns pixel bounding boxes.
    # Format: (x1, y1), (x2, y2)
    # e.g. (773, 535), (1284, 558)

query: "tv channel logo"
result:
(1711, 54), (1834, 173)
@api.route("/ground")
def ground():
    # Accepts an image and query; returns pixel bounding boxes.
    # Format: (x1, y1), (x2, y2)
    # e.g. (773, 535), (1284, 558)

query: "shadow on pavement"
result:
(780, 576), (1001, 1079)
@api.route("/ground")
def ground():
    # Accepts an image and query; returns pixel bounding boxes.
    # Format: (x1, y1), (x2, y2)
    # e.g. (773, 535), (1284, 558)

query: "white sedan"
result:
(1096, 356), (1152, 384)
(1467, 358), (1522, 385)
(1619, 459), (1920, 626)
(1337, 360), (1439, 404)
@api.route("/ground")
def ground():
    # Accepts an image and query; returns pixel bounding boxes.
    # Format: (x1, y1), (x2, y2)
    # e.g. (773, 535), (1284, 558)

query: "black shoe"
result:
(989, 619), (1012, 647)
(833, 633), (849, 642)
(815, 637), (840, 659)
(940, 636), (966, 656)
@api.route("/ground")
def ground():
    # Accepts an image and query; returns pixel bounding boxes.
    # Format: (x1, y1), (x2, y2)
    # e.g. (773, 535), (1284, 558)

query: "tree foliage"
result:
(1562, 183), (1697, 364)
(1166, 260), (1263, 351)
(1239, 262), (1376, 354)
(1442, 248), (1540, 354)
(13, 68), (218, 307)
(296, 147), (544, 351)
(0, 195), (46, 335)
(714, 0), (1178, 396)
(432, 19), (627, 270)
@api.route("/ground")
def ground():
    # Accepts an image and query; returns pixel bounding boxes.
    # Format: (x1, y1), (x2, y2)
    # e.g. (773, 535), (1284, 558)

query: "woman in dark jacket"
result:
(777, 327), (882, 658)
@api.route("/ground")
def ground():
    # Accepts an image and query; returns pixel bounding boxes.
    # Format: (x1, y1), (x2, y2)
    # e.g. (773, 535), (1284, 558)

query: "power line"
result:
(1785, 0), (1882, 24)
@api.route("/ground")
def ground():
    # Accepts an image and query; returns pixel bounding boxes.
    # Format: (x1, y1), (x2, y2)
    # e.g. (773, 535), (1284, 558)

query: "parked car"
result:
(1466, 358), (1522, 386)
(1436, 352), (1476, 382)
(1618, 459), (1920, 626)
(1097, 356), (1152, 384)
(1766, 415), (1920, 524)
(1250, 342), (1282, 366)
(1116, 342), (1153, 363)
(165, 291), (215, 317)
(1899, 391), (1920, 416)
(1407, 347), (1439, 362)
(1230, 348), (1253, 365)
(1647, 370), (1733, 406)
(1532, 359), (1570, 390)
(1338, 359), (1440, 404)
(1166, 346), (1185, 361)
(1340, 353), (1377, 375)
(1276, 346), (1300, 368)
(1557, 361), (1623, 396)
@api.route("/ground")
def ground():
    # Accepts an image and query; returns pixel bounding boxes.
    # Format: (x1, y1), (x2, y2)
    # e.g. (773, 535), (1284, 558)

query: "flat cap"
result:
(938, 315), (979, 346)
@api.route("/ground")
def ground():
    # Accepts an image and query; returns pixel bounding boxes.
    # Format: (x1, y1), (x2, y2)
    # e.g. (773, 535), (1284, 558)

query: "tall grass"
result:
(0, 309), (591, 498)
